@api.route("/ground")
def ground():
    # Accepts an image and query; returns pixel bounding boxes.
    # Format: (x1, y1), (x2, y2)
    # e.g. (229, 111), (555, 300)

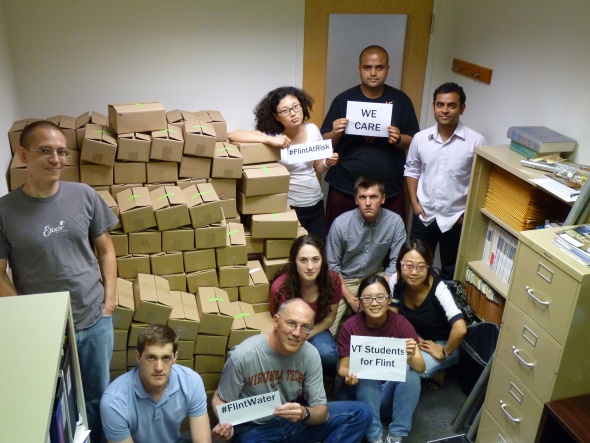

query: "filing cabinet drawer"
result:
(496, 302), (560, 401)
(478, 410), (515, 443)
(509, 244), (577, 344)
(486, 359), (544, 443)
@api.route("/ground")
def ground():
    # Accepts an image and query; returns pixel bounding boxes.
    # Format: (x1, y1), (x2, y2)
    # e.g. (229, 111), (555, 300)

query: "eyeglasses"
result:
(400, 263), (429, 272)
(277, 313), (313, 334)
(25, 147), (70, 157)
(359, 295), (390, 304)
(276, 103), (302, 117)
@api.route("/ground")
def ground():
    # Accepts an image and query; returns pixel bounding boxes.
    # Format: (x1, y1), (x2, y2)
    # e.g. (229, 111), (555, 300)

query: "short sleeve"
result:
(100, 392), (131, 442)
(188, 372), (208, 417)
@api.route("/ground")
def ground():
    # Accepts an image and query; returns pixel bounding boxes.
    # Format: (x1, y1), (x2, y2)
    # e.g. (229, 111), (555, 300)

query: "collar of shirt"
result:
(428, 121), (466, 144)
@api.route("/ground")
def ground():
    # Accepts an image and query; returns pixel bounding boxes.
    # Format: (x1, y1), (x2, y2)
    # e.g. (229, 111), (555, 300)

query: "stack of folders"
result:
(484, 166), (570, 232)
(481, 220), (518, 284)
(553, 225), (590, 265)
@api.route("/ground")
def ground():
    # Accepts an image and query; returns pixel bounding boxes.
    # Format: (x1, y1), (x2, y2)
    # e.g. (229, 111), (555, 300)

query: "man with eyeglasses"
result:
(0, 120), (118, 443)
(326, 175), (406, 336)
(212, 298), (372, 442)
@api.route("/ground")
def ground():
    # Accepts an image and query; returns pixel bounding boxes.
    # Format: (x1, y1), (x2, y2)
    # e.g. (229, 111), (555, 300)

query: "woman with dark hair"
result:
(391, 239), (467, 389)
(269, 235), (342, 376)
(228, 87), (338, 243)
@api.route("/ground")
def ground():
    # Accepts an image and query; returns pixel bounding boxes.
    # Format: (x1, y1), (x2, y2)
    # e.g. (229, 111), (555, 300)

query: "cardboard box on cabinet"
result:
(211, 142), (243, 179)
(167, 291), (200, 341)
(183, 119), (217, 157)
(117, 132), (151, 162)
(117, 186), (157, 233)
(151, 124), (184, 163)
(81, 124), (118, 166)
(108, 102), (167, 134)
(132, 273), (174, 324)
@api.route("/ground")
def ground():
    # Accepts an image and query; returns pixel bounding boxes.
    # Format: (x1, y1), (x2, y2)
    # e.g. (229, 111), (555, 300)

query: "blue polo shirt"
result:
(100, 365), (207, 443)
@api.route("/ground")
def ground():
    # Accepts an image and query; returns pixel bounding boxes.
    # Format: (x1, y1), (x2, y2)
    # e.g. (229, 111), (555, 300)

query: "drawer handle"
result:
(526, 286), (550, 307)
(512, 346), (535, 367)
(500, 400), (521, 422)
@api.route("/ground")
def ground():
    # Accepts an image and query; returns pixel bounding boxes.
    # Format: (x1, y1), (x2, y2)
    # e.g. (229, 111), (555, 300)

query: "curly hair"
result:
(254, 86), (314, 135)
(272, 235), (333, 318)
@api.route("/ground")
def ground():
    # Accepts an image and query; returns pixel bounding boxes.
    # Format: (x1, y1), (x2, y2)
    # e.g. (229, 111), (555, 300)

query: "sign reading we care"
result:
(345, 101), (393, 137)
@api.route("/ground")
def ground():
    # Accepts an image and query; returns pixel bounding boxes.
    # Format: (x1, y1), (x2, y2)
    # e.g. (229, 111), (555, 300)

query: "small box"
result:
(9, 154), (27, 190)
(108, 102), (167, 134)
(218, 265), (250, 288)
(194, 334), (228, 356)
(110, 350), (127, 371)
(168, 291), (200, 341)
(208, 178), (237, 199)
(200, 373), (221, 391)
(177, 178), (207, 189)
(117, 254), (151, 279)
(150, 185), (190, 231)
(151, 124), (184, 162)
(193, 110), (227, 141)
(150, 252), (184, 275)
(160, 273), (187, 292)
(265, 239), (294, 259)
(184, 249), (216, 273)
(224, 287), (239, 302)
(251, 302), (270, 313)
(117, 132), (151, 162)
(220, 198), (238, 219)
(76, 111), (107, 148)
(251, 210), (299, 239)
(177, 340), (195, 360)
(195, 221), (227, 249)
(117, 187), (157, 233)
(132, 273), (174, 324)
(183, 183), (224, 228)
(194, 355), (225, 373)
(239, 260), (270, 304)
(183, 119), (217, 157)
(179, 156), (211, 179)
(80, 164), (113, 186)
(81, 124), (118, 166)
(239, 163), (290, 197)
(113, 329), (128, 351)
(128, 324), (147, 346)
(162, 228), (194, 251)
(254, 311), (275, 333)
(47, 115), (77, 150)
(186, 269), (219, 293)
(216, 223), (247, 266)
(237, 192), (288, 215)
(114, 162), (146, 185)
(233, 142), (280, 165)
(113, 278), (135, 330)
(96, 190), (123, 231)
(196, 287), (236, 336)
(128, 230), (162, 254)
(228, 302), (261, 349)
(111, 231), (129, 256)
(146, 161), (179, 184)
(211, 142), (243, 179)
(262, 256), (289, 281)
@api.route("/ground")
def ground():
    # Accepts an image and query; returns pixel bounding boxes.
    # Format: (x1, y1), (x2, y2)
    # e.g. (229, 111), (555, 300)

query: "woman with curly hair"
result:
(269, 235), (342, 377)
(228, 86), (338, 243)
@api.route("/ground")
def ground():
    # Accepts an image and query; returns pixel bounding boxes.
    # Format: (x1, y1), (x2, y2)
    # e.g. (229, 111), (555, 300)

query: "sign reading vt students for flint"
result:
(349, 336), (407, 382)
(345, 101), (393, 137)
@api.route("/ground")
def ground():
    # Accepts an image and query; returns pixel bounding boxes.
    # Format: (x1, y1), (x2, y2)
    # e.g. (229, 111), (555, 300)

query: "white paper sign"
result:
(216, 391), (282, 426)
(345, 101), (393, 137)
(348, 335), (407, 382)
(280, 139), (333, 165)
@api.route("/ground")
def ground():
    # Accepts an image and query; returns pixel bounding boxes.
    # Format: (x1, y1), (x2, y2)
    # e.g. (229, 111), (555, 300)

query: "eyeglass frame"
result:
(276, 103), (302, 118)
(400, 262), (429, 272)
(358, 294), (391, 304)
(24, 147), (70, 157)
(276, 313), (313, 335)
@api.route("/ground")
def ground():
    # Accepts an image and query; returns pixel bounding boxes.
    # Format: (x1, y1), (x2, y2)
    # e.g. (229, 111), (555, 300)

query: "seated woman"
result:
(228, 86), (338, 244)
(337, 275), (425, 443)
(390, 239), (467, 388)
(270, 235), (342, 377)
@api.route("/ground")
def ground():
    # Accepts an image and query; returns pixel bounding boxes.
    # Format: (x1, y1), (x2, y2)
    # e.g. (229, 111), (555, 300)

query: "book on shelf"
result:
(506, 126), (577, 153)
(509, 140), (561, 159)
(482, 219), (518, 284)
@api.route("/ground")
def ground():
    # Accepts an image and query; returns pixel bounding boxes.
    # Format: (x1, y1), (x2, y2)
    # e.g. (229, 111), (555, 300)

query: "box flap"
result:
(206, 110), (225, 123)
(247, 260), (269, 285)
(196, 183), (219, 203)
(242, 162), (288, 178)
(166, 109), (183, 124)
(165, 185), (187, 206)
(181, 184), (203, 209)
(180, 291), (199, 321)
(152, 124), (184, 142)
(135, 273), (157, 302)
(116, 278), (134, 309)
(154, 274), (172, 305)
(196, 287), (223, 314)
(215, 142), (243, 159)
(117, 187), (152, 212)
(227, 222), (246, 246)
(169, 291), (184, 319)
(184, 119), (217, 138)
(252, 209), (298, 222)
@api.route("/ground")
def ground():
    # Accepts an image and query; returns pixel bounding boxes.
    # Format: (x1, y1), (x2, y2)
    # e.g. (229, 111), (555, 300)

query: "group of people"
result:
(0, 43), (485, 443)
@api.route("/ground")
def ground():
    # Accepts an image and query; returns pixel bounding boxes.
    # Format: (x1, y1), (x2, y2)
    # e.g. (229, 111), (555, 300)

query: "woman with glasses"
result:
(270, 235), (342, 377)
(228, 87), (338, 243)
(337, 275), (424, 443)
(391, 239), (467, 389)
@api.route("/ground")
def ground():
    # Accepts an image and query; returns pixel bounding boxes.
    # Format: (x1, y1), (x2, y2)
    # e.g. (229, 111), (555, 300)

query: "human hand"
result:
(412, 202), (426, 220)
(387, 126), (402, 146)
(212, 423), (234, 441)
(344, 373), (359, 386)
(102, 300), (115, 316)
(325, 152), (339, 167)
(332, 118), (349, 135)
(274, 402), (305, 423)
(406, 338), (418, 360)
(269, 134), (291, 149)
(419, 339), (445, 361)
(349, 297), (361, 313)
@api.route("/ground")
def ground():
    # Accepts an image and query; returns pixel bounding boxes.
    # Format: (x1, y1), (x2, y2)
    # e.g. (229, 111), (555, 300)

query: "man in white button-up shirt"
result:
(405, 82), (487, 280)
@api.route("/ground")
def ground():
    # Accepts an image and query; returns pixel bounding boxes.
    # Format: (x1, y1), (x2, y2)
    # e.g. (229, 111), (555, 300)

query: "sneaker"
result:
(386, 436), (403, 443)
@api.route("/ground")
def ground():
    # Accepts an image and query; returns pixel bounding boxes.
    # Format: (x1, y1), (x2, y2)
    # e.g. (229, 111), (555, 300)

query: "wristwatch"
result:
(302, 407), (311, 422)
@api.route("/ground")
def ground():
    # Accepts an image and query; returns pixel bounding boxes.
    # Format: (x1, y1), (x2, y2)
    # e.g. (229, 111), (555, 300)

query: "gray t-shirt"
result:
(0, 182), (119, 329)
(218, 334), (326, 423)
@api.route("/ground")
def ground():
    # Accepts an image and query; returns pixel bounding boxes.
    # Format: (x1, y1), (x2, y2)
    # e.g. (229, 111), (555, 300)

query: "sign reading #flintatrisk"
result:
(280, 139), (333, 165)
(216, 391), (282, 426)
(349, 336), (407, 382)
(345, 101), (393, 137)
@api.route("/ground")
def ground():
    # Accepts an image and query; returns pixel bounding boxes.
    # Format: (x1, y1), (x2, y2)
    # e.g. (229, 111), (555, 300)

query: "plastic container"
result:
(458, 322), (500, 395)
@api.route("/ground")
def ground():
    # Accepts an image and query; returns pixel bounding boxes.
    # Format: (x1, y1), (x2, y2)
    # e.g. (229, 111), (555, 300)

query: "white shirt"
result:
(404, 121), (487, 232)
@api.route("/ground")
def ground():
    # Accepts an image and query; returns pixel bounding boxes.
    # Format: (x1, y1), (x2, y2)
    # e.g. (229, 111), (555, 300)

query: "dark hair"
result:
(357, 274), (391, 298)
(254, 86), (314, 135)
(395, 239), (434, 285)
(272, 235), (333, 318)
(137, 324), (178, 355)
(433, 82), (466, 106)
(359, 45), (389, 65)
(19, 120), (64, 148)
(354, 175), (385, 196)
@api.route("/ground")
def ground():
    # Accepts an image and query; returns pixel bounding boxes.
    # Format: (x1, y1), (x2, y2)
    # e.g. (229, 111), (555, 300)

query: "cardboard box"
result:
(150, 186), (190, 231)
(176, 359), (194, 369)
(108, 102), (167, 134)
(128, 323), (148, 346)
(196, 287), (237, 336)
(239, 260), (270, 304)
(128, 230), (162, 254)
(177, 340), (195, 360)
(76, 111), (108, 149)
(218, 265), (250, 288)
(8, 118), (42, 153)
(184, 249), (216, 273)
(194, 221), (227, 249)
(167, 291), (200, 341)
(127, 346), (138, 367)
(80, 164), (114, 186)
(183, 119), (217, 157)
(151, 124), (184, 162)
(47, 115), (77, 150)
(193, 110), (227, 141)
(110, 350), (127, 371)
(166, 109), (184, 126)
(177, 178), (207, 189)
(150, 252), (184, 275)
(113, 329), (128, 351)
(117, 187), (157, 233)
(132, 273), (174, 324)
(186, 269), (219, 293)
(251, 302), (270, 313)
(117, 132), (151, 162)
(109, 370), (126, 382)
(194, 334), (228, 356)
(228, 302), (261, 349)
(111, 231), (129, 257)
(211, 142), (243, 179)
(225, 287), (239, 302)
(251, 210), (299, 239)
(179, 155), (211, 179)
(239, 163), (290, 197)
(254, 311), (275, 333)
(113, 278), (135, 329)
(200, 373), (221, 391)
(111, 184), (139, 200)
(96, 190), (123, 231)
(114, 162), (146, 184)
(233, 142), (280, 165)
(62, 164), (81, 183)
(162, 228), (194, 251)
(81, 124), (118, 166)
(160, 273), (187, 292)
(146, 161), (179, 184)
(117, 254), (151, 279)
(9, 154), (27, 190)
(183, 183), (224, 228)
(262, 256), (289, 281)
(220, 198), (238, 219)
(194, 355), (225, 373)
(216, 223), (247, 266)
(264, 239), (293, 259)
(237, 192), (288, 215)
(208, 178), (237, 199)
(245, 229), (264, 254)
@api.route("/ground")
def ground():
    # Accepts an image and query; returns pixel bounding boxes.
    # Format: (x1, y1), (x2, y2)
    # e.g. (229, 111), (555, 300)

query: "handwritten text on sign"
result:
(345, 101), (393, 137)
(216, 391), (282, 426)
(349, 336), (407, 382)
(280, 139), (333, 165)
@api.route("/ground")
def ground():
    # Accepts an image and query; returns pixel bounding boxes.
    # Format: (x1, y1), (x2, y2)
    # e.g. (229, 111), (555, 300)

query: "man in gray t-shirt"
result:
(212, 299), (371, 443)
(0, 121), (118, 443)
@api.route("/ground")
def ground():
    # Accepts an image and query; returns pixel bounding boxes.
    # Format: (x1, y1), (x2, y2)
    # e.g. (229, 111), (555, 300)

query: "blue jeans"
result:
(308, 331), (339, 378)
(339, 366), (421, 442)
(76, 315), (113, 443)
(233, 401), (372, 443)
(420, 340), (460, 379)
